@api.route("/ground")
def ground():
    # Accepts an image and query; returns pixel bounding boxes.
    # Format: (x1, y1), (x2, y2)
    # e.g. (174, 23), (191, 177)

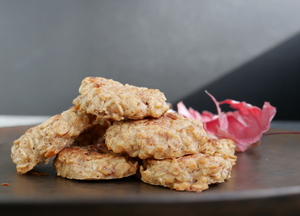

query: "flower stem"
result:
(263, 132), (300, 135)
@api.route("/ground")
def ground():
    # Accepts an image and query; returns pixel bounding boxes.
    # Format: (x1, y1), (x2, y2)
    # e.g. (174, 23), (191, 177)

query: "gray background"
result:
(1, 0), (300, 119)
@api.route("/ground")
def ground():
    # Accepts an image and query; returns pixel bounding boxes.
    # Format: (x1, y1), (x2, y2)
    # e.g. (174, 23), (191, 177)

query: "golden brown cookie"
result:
(73, 77), (170, 121)
(11, 106), (95, 174)
(105, 112), (210, 159)
(53, 143), (138, 180)
(140, 151), (236, 193)
(199, 138), (237, 166)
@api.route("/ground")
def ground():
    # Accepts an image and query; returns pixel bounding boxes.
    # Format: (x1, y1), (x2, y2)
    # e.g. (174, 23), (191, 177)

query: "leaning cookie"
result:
(105, 112), (209, 159)
(73, 77), (170, 121)
(11, 106), (95, 174)
(53, 143), (138, 180)
(140, 153), (236, 193)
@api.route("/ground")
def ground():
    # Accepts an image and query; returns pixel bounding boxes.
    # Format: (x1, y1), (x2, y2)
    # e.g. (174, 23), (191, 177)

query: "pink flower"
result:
(177, 91), (277, 152)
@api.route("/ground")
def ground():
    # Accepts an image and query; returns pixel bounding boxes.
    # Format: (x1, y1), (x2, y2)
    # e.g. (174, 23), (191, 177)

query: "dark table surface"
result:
(1, 123), (300, 216)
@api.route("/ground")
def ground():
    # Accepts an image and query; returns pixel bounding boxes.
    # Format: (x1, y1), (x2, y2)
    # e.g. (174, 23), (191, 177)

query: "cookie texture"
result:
(72, 118), (112, 147)
(140, 139), (237, 193)
(73, 77), (169, 120)
(199, 138), (237, 165)
(10, 76), (238, 193)
(54, 143), (138, 180)
(105, 112), (209, 159)
(11, 106), (95, 174)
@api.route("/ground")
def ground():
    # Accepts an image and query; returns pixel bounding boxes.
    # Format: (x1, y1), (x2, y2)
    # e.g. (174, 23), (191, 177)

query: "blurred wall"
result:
(1, 0), (300, 117)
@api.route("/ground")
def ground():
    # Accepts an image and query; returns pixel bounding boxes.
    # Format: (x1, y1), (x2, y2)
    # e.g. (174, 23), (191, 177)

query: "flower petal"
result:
(177, 92), (277, 152)
(177, 101), (194, 119)
(218, 100), (276, 151)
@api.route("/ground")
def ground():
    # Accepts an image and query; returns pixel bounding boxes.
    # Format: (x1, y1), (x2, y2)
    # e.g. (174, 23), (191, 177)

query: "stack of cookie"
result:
(11, 77), (236, 193)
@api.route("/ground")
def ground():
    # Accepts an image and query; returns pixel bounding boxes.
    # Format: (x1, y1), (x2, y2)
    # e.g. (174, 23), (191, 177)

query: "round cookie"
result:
(105, 112), (210, 159)
(53, 143), (138, 180)
(140, 138), (237, 192)
(140, 152), (236, 193)
(73, 77), (170, 121)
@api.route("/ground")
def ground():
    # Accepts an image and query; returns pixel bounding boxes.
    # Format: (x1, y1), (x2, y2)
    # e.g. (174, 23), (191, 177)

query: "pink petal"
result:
(177, 101), (213, 122)
(205, 91), (229, 132)
(198, 111), (218, 122)
(218, 100), (276, 151)
(177, 101), (194, 119)
(176, 92), (277, 152)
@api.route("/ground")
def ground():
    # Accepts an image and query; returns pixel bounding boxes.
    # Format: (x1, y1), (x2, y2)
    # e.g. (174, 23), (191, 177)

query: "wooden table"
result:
(1, 124), (300, 216)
